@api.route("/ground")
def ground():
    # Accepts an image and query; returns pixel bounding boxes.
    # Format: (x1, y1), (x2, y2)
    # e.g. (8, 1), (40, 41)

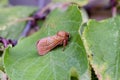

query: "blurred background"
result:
(9, 0), (51, 8)
(0, 0), (118, 41)
(0, 0), (118, 20)
(0, 0), (119, 40)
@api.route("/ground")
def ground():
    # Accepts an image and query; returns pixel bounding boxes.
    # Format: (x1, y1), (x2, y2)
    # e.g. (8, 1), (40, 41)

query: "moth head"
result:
(57, 31), (69, 38)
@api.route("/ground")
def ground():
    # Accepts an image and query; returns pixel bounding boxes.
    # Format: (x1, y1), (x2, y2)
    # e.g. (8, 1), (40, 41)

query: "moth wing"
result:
(37, 36), (62, 55)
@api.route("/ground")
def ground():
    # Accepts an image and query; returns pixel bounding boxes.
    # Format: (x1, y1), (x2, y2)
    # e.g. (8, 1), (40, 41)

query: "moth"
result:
(36, 31), (69, 56)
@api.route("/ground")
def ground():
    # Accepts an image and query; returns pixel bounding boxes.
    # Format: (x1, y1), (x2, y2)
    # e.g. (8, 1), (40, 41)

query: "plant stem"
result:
(0, 37), (17, 48)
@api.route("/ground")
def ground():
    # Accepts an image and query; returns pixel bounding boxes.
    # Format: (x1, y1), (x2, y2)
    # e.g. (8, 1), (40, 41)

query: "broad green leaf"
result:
(82, 17), (120, 80)
(0, 6), (36, 39)
(4, 5), (90, 80)
(52, 0), (88, 6)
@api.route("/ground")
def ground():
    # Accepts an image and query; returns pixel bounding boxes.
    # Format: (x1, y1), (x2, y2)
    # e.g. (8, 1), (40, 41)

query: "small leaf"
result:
(4, 5), (90, 80)
(82, 17), (120, 80)
(0, 6), (36, 40)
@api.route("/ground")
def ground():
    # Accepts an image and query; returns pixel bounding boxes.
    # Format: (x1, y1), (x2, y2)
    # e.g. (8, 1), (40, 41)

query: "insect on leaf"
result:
(4, 5), (90, 80)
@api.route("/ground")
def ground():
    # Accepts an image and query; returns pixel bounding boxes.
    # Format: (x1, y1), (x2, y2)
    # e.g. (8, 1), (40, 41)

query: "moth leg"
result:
(63, 40), (67, 51)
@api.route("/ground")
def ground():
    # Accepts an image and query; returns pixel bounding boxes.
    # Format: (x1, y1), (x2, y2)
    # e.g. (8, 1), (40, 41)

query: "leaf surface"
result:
(0, 6), (36, 39)
(83, 17), (120, 80)
(4, 5), (90, 80)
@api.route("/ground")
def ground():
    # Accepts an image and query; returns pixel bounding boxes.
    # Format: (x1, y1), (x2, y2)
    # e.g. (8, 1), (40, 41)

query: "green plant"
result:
(0, 0), (120, 80)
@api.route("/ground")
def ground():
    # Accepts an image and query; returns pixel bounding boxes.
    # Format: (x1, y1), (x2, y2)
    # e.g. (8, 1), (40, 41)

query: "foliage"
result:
(4, 5), (90, 80)
(82, 17), (120, 80)
(0, 0), (120, 80)
(0, 6), (36, 39)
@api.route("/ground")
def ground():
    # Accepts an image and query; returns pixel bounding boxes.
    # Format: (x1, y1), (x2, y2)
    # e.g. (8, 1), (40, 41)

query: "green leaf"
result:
(4, 5), (90, 80)
(52, 0), (88, 6)
(0, 6), (36, 39)
(82, 17), (120, 80)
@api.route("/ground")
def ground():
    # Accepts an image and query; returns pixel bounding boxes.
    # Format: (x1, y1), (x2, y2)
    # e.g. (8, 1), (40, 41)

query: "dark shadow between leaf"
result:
(70, 67), (79, 80)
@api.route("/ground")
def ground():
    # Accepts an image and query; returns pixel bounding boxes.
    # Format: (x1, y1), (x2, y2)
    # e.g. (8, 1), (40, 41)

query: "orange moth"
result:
(36, 31), (69, 56)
